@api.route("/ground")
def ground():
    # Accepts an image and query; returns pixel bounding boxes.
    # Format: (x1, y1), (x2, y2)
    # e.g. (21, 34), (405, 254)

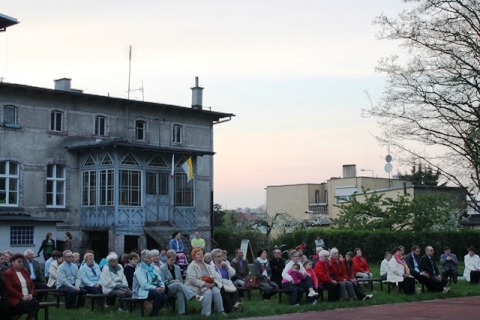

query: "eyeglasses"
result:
(64, 255), (73, 258)
(215, 255), (222, 258)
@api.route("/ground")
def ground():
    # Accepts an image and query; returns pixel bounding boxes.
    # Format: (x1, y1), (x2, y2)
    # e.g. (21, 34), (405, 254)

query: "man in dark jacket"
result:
(404, 245), (428, 285)
(23, 249), (49, 301)
(419, 246), (450, 293)
(269, 248), (285, 287)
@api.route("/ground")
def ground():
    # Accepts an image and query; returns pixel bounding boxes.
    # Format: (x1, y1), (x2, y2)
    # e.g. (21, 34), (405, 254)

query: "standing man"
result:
(419, 246), (450, 293)
(269, 248), (286, 287)
(191, 231), (206, 252)
(440, 246), (458, 284)
(169, 232), (184, 253)
(230, 249), (249, 287)
(57, 250), (87, 309)
(23, 249), (49, 301)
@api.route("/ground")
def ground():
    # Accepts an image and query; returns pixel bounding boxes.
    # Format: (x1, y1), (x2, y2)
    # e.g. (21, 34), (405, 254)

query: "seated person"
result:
(281, 250), (318, 306)
(211, 248), (243, 313)
(57, 250), (87, 309)
(132, 250), (168, 317)
(440, 246), (458, 284)
(387, 246), (415, 295)
(463, 246), (480, 284)
(230, 249), (249, 288)
(304, 259), (322, 304)
(123, 252), (139, 289)
(352, 248), (373, 280)
(100, 253), (132, 311)
(254, 248), (279, 301)
(419, 246), (449, 293)
(380, 252), (391, 280)
(79, 253), (107, 309)
(47, 251), (63, 288)
(314, 250), (341, 302)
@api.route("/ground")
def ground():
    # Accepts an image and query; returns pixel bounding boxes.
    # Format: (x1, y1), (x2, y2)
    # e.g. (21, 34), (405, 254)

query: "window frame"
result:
(94, 115), (107, 136)
(46, 164), (66, 208)
(0, 160), (19, 206)
(3, 105), (18, 126)
(99, 169), (114, 206)
(81, 170), (97, 206)
(10, 226), (34, 246)
(174, 172), (194, 207)
(135, 120), (146, 141)
(118, 169), (142, 206)
(50, 111), (63, 132)
(172, 124), (183, 144)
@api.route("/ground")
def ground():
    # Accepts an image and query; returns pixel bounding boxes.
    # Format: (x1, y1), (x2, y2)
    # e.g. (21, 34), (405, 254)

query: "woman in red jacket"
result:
(4, 253), (39, 320)
(352, 248), (373, 280)
(313, 250), (341, 302)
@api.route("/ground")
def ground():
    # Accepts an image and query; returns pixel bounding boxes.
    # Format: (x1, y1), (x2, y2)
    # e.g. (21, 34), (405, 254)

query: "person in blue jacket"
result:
(132, 249), (168, 317)
(169, 231), (185, 253)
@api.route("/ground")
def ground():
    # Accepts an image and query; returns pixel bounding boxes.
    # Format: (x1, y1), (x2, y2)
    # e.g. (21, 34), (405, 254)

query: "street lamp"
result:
(360, 169), (374, 177)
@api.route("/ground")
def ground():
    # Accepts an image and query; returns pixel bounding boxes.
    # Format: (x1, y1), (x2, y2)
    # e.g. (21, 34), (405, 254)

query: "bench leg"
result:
(45, 306), (49, 320)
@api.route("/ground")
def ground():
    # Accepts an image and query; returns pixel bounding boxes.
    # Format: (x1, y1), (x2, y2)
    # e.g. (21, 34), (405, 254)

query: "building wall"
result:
(266, 184), (323, 220)
(0, 82), (229, 253)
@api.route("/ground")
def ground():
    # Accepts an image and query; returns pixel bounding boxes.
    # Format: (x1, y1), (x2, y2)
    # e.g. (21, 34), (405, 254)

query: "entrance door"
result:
(145, 171), (170, 222)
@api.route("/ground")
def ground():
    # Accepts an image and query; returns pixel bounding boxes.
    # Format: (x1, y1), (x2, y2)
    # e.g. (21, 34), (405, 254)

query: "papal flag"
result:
(181, 157), (194, 182)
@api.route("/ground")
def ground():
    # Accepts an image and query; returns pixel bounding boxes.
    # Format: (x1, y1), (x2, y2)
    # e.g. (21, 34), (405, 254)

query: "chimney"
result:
(191, 76), (203, 110)
(342, 164), (357, 178)
(54, 78), (72, 91)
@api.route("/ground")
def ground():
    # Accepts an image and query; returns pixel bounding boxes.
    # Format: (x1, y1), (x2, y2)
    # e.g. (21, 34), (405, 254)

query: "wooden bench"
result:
(34, 302), (57, 320)
(50, 291), (67, 308)
(355, 278), (384, 291)
(84, 293), (111, 312)
(236, 287), (252, 301)
(122, 297), (146, 317)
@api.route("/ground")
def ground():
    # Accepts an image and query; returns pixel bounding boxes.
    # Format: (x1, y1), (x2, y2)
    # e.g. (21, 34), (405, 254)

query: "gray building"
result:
(0, 78), (233, 260)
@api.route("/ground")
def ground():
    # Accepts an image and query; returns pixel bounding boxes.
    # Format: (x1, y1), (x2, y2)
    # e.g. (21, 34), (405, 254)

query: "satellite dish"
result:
(385, 163), (393, 173)
(385, 155), (393, 163)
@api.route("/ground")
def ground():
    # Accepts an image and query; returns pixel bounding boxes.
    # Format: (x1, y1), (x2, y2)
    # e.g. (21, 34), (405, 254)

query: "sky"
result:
(0, 0), (415, 209)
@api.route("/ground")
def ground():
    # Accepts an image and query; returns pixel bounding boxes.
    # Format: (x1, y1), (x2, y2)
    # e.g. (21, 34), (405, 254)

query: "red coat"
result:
(4, 267), (35, 307)
(314, 259), (333, 286)
(329, 259), (349, 281)
(352, 256), (370, 275)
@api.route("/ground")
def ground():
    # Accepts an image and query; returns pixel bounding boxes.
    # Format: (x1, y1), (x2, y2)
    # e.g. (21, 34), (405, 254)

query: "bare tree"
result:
(365, 0), (480, 208)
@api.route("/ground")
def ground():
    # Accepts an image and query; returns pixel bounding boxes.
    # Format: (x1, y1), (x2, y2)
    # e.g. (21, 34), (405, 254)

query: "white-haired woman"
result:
(132, 249), (168, 317)
(100, 252), (131, 312)
(211, 248), (243, 313)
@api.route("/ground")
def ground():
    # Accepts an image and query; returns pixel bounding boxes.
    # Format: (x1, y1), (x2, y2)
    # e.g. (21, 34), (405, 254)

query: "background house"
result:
(0, 78), (233, 260)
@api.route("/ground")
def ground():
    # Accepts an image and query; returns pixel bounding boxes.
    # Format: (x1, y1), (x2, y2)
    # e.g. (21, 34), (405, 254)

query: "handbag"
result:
(144, 300), (153, 311)
(244, 277), (259, 288)
(222, 279), (237, 292)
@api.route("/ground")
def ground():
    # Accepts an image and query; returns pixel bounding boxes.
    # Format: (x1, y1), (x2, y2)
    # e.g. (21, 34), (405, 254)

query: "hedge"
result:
(275, 229), (480, 263)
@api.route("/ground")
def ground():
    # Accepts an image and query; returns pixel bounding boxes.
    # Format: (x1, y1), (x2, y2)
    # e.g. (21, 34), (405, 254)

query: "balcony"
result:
(308, 203), (329, 215)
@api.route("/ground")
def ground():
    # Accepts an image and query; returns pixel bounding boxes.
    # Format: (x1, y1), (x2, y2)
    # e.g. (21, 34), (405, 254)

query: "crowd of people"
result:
(1, 231), (480, 319)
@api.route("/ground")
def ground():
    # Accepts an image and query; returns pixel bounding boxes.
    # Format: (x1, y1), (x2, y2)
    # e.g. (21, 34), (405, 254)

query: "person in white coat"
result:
(463, 246), (480, 283)
(387, 246), (415, 295)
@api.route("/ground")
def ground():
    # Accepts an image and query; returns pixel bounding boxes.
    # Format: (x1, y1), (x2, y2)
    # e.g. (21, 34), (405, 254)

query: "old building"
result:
(0, 78), (233, 260)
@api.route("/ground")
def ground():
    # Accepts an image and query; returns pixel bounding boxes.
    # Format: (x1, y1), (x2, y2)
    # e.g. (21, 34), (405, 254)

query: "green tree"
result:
(333, 188), (461, 231)
(213, 203), (226, 228)
(364, 0), (480, 208)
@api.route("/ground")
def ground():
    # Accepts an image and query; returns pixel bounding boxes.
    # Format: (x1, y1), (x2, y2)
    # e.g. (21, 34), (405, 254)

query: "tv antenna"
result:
(126, 45), (144, 101)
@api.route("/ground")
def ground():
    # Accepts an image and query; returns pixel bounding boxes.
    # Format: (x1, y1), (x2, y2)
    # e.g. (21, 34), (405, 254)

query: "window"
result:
(3, 105), (18, 125)
(10, 226), (34, 246)
(119, 170), (141, 206)
(50, 111), (63, 132)
(82, 171), (96, 206)
(99, 169), (114, 206)
(172, 124), (183, 144)
(315, 190), (320, 203)
(95, 116), (107, 136)
(135, 120), (146, 141)
(174, 172), (193, 207)
(0, 161), (19, 206)
(46, 164), (65, 207)
(147, 172), (169, 196)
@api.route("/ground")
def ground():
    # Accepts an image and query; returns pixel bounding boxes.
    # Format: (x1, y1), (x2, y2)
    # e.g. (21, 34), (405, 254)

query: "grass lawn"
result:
(42, 263), (480, 320)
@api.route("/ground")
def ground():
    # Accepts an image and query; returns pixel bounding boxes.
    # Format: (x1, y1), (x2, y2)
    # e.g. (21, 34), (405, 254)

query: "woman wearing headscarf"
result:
(132, 249), (168, 317)
(100, 252), (132, 311)
(185, 248), (224, 316)
(159, 249), (203, 315)
(254, 248), (278, 300)
(387, 246), (415, 295)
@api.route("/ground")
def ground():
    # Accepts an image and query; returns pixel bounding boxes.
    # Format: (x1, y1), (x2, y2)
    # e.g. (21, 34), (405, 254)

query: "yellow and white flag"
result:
(181, 157), (194, 182)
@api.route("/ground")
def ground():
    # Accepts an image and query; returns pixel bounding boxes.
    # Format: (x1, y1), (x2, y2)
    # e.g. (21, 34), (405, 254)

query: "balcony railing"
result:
(308, 203), (329, 215)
